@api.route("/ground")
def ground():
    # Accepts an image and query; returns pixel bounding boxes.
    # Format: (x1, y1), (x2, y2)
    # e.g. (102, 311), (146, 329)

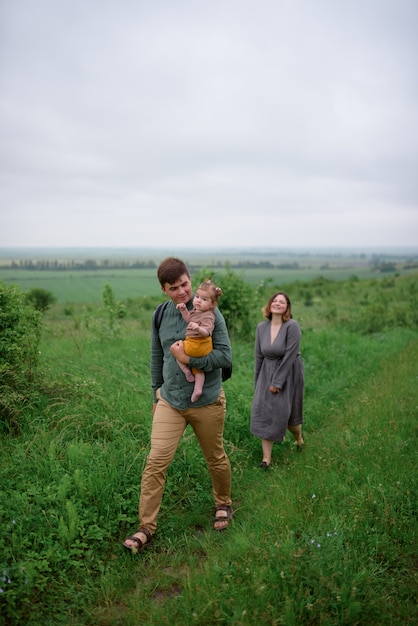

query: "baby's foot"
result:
(191, 389), (202, 403)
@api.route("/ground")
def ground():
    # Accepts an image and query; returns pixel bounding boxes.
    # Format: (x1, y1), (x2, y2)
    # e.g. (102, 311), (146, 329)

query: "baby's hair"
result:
(196, 278), (222, 304)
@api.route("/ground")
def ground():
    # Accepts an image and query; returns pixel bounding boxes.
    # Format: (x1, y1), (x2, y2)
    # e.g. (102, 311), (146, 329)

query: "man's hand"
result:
(170, 340), (190, 364)
(269, 385), (280, 394)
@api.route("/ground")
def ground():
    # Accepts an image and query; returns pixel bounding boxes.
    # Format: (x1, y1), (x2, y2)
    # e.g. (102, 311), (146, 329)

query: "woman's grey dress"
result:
(250, 319), (304, 442)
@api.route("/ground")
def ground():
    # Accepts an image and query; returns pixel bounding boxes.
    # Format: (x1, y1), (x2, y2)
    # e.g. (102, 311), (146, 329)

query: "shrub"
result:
(0, 282), (43, 432)
(193, 265), (255, 339)
(25, 287), (56, 312)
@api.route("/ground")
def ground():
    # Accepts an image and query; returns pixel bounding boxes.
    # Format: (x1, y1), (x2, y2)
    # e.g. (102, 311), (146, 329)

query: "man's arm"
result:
(150, 309), (165, 402)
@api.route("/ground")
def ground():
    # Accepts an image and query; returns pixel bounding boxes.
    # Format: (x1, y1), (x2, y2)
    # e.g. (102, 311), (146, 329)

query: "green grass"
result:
(1, 263), (417, 303)
(1, 279), (417, 625)
(0, 269), (164, 303)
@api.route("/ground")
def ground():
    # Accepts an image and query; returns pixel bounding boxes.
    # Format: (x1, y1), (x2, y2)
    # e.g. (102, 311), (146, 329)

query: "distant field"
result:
(0, 270), (162, 303)
(1, 265), (417, 303)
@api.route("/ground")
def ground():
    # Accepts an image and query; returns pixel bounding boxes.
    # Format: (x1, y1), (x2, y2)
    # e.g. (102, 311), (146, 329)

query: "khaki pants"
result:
(139, 388), (231, 534)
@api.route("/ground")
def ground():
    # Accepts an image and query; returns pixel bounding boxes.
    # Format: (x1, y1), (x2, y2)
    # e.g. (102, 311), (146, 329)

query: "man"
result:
(123, 257), (233, 553)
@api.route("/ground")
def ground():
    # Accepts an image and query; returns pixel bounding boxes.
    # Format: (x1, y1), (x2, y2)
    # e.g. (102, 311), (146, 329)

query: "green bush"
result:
(0, 282), (43, 432)
(25, 287), (56, 312)
(193, 265), (256, 339)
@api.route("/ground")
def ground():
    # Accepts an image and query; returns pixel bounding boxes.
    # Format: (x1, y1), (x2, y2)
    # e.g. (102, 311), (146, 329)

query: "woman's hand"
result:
(170, 340), (190, 364)
(269, 385), (280, 394)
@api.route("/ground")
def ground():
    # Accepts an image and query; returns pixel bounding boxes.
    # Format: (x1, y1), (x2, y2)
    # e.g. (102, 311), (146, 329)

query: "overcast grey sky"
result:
(1, 0), (417, 250)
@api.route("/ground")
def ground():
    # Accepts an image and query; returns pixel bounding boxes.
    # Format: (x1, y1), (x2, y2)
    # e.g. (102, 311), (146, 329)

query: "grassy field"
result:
(1, 264), (417, 304)
(1, 273), (417, 625)
(0, 269), (163, 303)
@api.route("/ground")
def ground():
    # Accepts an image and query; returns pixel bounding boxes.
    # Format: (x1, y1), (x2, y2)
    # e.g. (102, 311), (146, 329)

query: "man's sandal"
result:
(214, 505), (233, 531)
(123, 527), (152, 554)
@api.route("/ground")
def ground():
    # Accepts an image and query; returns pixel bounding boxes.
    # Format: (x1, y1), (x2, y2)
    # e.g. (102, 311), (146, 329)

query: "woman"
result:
(250, 291), (304, 468)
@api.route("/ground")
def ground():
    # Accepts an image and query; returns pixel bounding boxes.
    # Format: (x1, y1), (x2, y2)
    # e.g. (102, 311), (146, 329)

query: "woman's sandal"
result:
(214, 505), (233, 531)
(123, 527), (152, 554)
(259, 461), (271, 470)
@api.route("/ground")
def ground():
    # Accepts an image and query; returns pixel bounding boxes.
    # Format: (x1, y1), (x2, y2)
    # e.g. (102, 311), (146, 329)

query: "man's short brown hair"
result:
(157, 257), (190, 287)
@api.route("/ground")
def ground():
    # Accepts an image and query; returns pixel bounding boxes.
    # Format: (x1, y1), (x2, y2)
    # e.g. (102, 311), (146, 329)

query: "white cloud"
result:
(1, 0), (417, 248)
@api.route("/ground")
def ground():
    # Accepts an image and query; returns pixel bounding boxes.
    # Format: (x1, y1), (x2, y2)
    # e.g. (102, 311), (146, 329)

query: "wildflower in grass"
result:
(310, 531), (337, 548)
(312, 494), (316, 498)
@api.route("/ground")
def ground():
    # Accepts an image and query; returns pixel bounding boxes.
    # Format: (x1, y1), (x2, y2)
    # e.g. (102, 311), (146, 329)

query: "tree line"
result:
(2, 256), (416, 272)
(2, 259), (297, 271)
